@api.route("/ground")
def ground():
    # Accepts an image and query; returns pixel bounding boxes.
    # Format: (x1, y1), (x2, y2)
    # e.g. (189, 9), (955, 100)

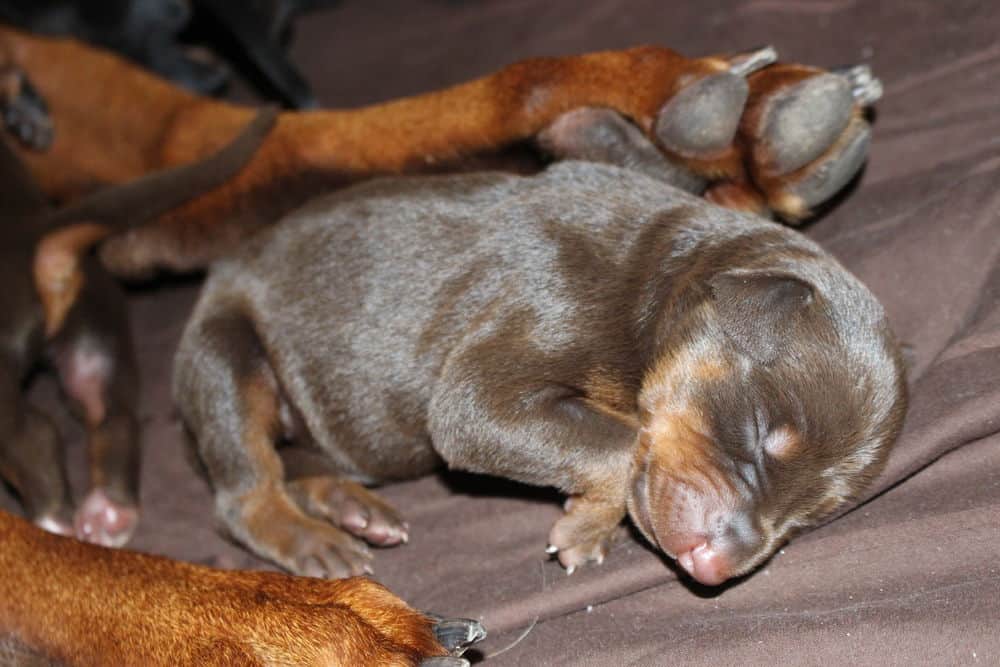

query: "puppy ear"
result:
(708, 270), (814, 364)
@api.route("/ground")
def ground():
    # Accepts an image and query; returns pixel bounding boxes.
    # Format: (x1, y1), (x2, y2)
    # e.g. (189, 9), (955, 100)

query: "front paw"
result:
(286, 475), (410, 547)
(737, 63), (880, 220)
(231, 493), (375, 578)
(546, 495), (626, 573)
(535, 45), (880, 221)
(276, 516), (374, 578)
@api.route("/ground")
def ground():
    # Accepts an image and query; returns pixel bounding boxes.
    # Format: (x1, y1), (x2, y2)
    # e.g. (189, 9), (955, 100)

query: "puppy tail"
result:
(34, 106), (278, 337)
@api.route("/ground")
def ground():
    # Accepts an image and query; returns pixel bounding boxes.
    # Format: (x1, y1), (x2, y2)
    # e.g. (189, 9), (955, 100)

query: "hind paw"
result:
(74, 488), (139, 548)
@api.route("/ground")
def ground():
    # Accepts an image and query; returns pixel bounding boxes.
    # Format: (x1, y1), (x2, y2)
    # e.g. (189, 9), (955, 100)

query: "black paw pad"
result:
(656, 71), (748, 158)
(756, 73), (854, 176)
(785, 116), (870, 210)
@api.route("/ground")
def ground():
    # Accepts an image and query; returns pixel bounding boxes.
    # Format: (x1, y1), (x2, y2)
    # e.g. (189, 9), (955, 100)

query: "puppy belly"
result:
(285, 397), (443, 484)
(310, 434), (442, 484)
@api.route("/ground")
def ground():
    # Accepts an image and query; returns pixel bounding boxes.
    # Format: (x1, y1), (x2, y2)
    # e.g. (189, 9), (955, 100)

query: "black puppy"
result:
(0, 0), (337, 107)
(0, 71), (275, 547)
(174, 132), (906, 584)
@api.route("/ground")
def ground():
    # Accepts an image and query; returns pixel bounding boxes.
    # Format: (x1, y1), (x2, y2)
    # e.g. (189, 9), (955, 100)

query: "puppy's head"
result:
(627, 266), (906, 586)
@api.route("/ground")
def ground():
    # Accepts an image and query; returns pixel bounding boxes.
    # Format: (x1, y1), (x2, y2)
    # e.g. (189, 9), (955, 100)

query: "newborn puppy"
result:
(174, 160), (906, 585)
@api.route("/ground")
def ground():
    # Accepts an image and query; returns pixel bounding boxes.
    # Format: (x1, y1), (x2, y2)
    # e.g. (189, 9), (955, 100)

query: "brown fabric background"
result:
(3, 1), (999, 664)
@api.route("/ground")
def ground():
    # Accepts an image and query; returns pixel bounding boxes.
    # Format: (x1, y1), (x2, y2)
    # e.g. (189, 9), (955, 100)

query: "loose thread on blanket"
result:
(484, 560), (546, 659)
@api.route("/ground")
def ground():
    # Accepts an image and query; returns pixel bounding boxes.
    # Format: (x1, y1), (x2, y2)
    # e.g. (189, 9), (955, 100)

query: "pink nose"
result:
(675, 542), (732, 586)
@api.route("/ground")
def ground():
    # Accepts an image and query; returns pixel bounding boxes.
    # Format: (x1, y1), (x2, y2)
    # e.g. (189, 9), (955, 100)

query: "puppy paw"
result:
(653, 47), (774, 159)
(280, 518), (375, 578)
(546, 494), (626, 573)
(536, 46), (774, 192)
(739, 62), (881, 220)
(237, 493), (376, 578)
(74, 488), (139, 548)
(287, 475), (409, 547)
(532, 45), (880, 220)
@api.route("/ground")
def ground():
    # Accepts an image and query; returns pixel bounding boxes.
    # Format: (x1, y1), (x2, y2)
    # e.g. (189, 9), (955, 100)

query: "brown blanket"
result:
(4, 1), (998, 664)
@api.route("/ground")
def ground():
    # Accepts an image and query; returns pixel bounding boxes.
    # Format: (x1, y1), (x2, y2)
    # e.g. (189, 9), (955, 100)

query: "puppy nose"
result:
(675, 541), (732, 586)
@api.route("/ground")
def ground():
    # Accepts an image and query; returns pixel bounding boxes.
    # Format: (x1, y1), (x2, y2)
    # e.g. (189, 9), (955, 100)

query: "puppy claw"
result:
(727, 45), (778, 77)
(545, 544), (559, 555)
(429, 616), (487, 656)
(833, 64), (883, 106)
(556, 541), (612, 572)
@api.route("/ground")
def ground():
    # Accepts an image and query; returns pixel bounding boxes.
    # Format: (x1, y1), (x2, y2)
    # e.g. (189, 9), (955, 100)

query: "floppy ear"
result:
(708, 270), (814, 364)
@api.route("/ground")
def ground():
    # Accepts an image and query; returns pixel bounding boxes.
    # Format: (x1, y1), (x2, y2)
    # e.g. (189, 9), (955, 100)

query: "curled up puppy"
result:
(174, 154), (906, 586)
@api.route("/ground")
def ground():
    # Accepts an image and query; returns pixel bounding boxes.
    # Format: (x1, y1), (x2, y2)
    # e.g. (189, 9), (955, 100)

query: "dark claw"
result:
(428, 615), (488, 656)
(421, 658), (471, 667)
(757, 73), (854, 176)
(727, 45), (778, 77)
(656, 70), (748, 158)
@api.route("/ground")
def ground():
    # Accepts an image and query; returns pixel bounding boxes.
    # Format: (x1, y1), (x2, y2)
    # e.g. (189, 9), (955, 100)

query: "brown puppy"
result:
(0, 509), (483, 666)
(173, 155), (906, 585)
(0, 27), (880, 283)
(0, 72), (276, 548)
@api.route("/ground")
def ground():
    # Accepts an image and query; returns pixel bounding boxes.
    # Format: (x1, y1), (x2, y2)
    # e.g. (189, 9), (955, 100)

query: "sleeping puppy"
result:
(174, 153), (906, 586)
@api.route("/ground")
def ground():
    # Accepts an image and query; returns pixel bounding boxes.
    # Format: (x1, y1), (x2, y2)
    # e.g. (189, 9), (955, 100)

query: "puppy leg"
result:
(278, 445), (411, 546)
(0, 364), (74, 535)
(287, 475), (410, 547)
(0, 510), (483, 665)
(175, 308), (374, 577)
(48, 262), (140, 547)
(429, 369), (638, 571)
